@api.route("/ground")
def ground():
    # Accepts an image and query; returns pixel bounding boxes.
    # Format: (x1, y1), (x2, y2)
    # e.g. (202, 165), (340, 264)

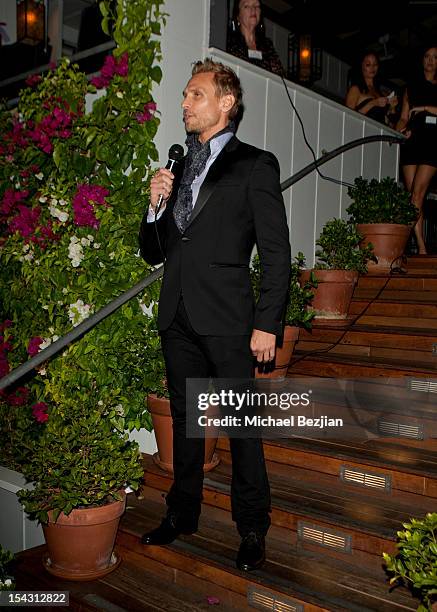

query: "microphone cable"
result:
(280, 74), (355, 189)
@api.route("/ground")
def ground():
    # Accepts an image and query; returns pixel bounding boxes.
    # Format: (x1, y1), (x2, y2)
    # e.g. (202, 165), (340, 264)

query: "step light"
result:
(297, 521), (352, 553)
(247, 585), (304, 612)
(340, 465), (392, 492)
(377, 419), (424, 440)
(408, 378), (437, 393)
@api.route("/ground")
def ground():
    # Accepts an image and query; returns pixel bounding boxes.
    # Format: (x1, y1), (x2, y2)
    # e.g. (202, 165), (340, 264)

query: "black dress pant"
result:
(160, 298), (271, 537)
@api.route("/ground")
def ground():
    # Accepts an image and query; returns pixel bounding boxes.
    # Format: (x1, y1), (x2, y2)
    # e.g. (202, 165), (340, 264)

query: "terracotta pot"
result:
(42, 492), (125, 580)
(255, 325), (299, 379)
(147, 394), (220, 473)
(301, 269), (358, 320)
(357, 223), (411, 272)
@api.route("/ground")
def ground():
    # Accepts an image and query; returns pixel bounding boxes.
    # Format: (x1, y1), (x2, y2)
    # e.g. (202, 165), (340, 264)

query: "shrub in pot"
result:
(251, 252), (316, 377)
(301, 218), (375, 320)
(347, 177), (418, 271)
(0, 0), (165, 579)
(383, 512), (437, 612)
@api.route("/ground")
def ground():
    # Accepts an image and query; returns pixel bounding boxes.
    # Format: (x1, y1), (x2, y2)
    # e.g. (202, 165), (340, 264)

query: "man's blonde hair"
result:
(191, 58), (243, 120)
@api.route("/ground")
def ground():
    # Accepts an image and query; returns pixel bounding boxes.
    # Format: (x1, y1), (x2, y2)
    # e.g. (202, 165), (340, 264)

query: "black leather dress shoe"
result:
(236, 531), (265, 571)
(140, 516), (196, 546)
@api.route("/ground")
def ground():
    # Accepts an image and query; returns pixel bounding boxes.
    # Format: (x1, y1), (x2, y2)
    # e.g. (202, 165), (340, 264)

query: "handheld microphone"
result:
(156, 143), (184, 211)
(154, 143), (184, 263)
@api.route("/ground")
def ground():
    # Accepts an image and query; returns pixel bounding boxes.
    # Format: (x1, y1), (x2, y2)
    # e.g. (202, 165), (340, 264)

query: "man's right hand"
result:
(150, 168), (175, 211)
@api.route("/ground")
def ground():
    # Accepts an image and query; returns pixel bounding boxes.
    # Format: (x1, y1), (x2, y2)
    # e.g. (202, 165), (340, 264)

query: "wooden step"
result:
(141, 452), (435, 569)
(350, 300), (437, 319)
(118, 492), (418, 611)
(356, 275), (437, 292)
(13, 543), (242, 611)
(289, 351), (437, 378)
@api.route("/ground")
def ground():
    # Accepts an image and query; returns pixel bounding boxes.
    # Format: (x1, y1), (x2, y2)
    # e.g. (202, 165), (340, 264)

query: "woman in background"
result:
(227, 0), (284, 76)
(346, 52), (397, 125)
(396, 45), (437, 254)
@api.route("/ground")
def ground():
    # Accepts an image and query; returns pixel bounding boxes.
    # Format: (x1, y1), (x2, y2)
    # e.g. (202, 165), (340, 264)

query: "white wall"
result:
(208, 48), (399, 266)
(0, 0), (16, 45)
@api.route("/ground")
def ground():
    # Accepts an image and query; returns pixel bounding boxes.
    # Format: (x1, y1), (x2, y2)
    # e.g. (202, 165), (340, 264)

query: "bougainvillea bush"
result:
(0, 0), (165, 520)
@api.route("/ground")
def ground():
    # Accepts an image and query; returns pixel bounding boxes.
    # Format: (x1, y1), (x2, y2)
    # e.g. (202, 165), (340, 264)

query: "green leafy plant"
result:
(0, 0), (165, 521)
(347, 177), (418, 225)
(383, 513), (437, 612)
(0, 545), (15, 591)
(251, 252), (316, 329)
(315, 218), (376, 274)
(142, 301), (168, 399)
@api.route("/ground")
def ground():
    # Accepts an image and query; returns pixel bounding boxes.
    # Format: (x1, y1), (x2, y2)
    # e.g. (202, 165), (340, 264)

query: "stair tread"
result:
(142, 454), (435, 541)
(14, 544), (232, 611)
(119, 494), (417, 612)
(291, 350), (437, 374)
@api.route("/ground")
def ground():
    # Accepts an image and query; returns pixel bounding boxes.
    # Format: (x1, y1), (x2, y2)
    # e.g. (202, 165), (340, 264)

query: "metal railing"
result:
(0, 133), (403, 391)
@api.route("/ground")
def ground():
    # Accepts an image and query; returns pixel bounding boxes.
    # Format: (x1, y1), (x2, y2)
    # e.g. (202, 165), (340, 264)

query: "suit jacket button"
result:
(181, 236), (190, 242)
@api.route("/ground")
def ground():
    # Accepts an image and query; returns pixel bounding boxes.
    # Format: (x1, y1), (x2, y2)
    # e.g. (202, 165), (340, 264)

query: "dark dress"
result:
(227, 31), (284, 76)
(401, 77), (437, 167)
(356, 97), (388, 124)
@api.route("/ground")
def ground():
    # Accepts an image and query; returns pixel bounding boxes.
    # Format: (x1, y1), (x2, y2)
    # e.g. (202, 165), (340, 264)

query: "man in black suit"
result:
(139, 58), (290, 571)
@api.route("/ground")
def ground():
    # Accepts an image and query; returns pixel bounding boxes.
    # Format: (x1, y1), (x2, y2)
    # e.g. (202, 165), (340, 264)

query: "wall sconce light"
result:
(17, 0), (45, 45)
(288, 33), (322, 85)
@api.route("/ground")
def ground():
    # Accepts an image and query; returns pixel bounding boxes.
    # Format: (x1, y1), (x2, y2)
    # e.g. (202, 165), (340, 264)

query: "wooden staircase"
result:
(12, 256), (437, 611)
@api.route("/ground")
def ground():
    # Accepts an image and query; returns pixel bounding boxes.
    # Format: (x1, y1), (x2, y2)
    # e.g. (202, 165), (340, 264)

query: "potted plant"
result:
(0, 0), (165, 579)
(383, 512), (437, 612)
(301, 218), (375, 320)
(251, 252), (316, 378)
(144, 302), (220, 473)
(347, 177), (418, 271)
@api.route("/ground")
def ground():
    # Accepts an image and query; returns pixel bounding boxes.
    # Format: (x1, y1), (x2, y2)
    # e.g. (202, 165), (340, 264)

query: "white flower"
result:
(99, 262), (105, 268)
(39, 196), (48, 203)
(35, 172), (44, 180)
(138, 299), (153, 316)
(87, 234), (94, 242)
(68, 237), (84, 267)
(109, 252), (115, 260)
(98, 400), (104, 406)
(80, 237), (91, 247)
(24, 252), (34, 262)
(93, 243), (100, 249)
(5, 579), (12, 586)
(62, 287), (69, 295)
(68, 299), (94, 327)
(59, 199), (68, 206)
(115, 404), (124, 416)
(116, 91), (124, 99)
(39, 337), (52, 350)
(15, 182), (21, 189)
(38, 367), (47, 376)
(50, 198), (58, 205)
(49, 205), (69, 223)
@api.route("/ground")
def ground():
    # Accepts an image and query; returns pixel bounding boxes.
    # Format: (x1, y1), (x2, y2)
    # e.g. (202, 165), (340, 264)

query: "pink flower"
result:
(32, 402), (49, 423)
(8, 205), (41, 238)
(136, 101), (157, 124)
(27, 337), (43, 357)
(25, 74), (42, 87)
(6, 386), (29, 407)
(72, 184), (110, 228)
(91, 52), (129, 89)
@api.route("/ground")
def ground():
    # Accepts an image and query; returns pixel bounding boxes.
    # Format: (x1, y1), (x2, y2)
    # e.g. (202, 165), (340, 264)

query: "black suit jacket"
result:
(139, 136), (291, 336)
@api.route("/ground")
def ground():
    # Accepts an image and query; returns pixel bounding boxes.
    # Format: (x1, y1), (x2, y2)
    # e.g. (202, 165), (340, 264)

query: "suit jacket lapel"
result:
(184, 136), (240, 229)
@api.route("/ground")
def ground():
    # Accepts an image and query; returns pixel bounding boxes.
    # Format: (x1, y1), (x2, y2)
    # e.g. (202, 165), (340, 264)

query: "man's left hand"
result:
(250, 329), (276, 363)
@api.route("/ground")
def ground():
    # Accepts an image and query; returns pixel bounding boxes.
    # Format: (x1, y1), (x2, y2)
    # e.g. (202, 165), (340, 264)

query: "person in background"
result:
(396, 45), (437, 255)
(346, 52), (398, 126)
(227, 0), (284, 76)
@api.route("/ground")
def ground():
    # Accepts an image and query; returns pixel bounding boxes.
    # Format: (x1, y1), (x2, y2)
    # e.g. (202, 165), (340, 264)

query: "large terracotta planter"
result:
(147, 394), (220, 473)
(255, 325), (299, 379)
(357, 223), (411, 272)
(301, 269), (358, 320)
(42, 492), (126, 580)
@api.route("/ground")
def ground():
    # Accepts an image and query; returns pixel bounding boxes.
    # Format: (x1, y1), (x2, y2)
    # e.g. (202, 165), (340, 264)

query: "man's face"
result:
(182, 72), (230, 142)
